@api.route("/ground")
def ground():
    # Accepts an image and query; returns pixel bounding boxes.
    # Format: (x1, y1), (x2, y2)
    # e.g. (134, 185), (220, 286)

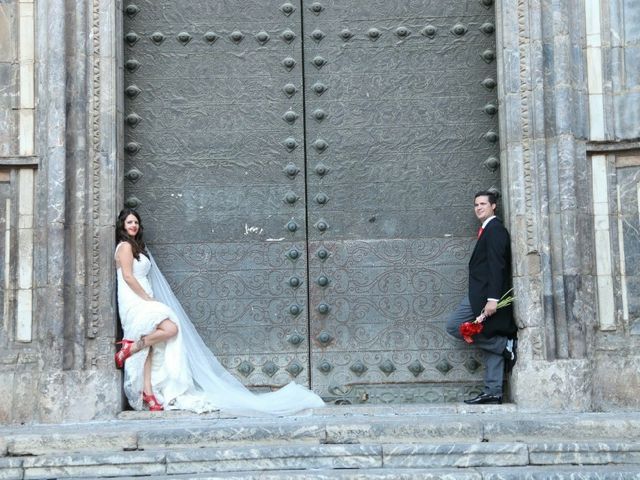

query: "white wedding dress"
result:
(115, 243), (325, 415)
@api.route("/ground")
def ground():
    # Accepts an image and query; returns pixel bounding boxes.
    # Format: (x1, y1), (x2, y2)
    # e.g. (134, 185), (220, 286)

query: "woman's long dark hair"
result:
(116, 208), (148, 260)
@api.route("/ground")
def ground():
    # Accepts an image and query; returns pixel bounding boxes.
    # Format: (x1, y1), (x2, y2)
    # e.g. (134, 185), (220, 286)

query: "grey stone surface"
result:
(593, 353), (640, 410)
(510, 359), (592, 412)
(529, 442), (640, 466)
(2, 410), (640, 478)
(383, 443), (529, 468)
(605, 0), (640, 139)
(165, 444), (381, 474)
(483, 413), (640, 442)
(119, 468), (483, 480)
(0, 1), (17, 156)
(324, 417), (484, 444)
(8, 430), (138, 456)
(0, 457), (22, 480)
(480, 465), (640, 479)
(137, 422), (324, 449)
(22, 451), (166, 479)
(58, 466), (640, 480)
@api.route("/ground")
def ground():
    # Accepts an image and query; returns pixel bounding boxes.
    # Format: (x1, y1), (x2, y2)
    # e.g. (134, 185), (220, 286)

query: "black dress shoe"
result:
(464, 393), (502, 405)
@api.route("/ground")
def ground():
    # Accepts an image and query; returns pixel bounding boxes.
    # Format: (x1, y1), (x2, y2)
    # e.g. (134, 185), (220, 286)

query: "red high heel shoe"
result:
(142, 392), (164, 411)
(114, 339), (135, 369)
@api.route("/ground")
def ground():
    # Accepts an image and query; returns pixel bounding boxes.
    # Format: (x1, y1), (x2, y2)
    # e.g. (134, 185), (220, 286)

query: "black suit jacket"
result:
(468, 217), (517, 338)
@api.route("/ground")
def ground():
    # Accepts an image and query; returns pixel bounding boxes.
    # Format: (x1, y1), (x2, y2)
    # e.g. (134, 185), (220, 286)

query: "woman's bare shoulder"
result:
(115, 241), (133, 259)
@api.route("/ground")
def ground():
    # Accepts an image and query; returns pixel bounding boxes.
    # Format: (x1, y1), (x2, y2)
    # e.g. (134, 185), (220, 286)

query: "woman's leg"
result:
(141, 347), (163, 410)
(138, 319), (177, 410)
(133, 318), (178, 353)
(143, 348), (154, 395)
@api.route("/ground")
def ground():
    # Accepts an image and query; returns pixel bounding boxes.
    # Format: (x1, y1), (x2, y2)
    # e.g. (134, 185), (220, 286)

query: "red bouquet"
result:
(459, 289), (514, 343)
(460, 316), (485, 343)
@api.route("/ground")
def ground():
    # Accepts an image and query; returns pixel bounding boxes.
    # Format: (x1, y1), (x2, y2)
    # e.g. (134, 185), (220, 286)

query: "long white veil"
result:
(147, 251), (325, 416)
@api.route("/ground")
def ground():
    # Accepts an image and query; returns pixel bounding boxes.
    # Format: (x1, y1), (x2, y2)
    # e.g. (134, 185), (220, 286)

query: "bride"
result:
(114, 208), (325, 414)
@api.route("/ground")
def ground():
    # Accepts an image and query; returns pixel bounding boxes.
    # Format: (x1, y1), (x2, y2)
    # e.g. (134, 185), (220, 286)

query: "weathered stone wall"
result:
(602, 0), (640, 140)
(0, 1), (19, 155)
(0, 0), (638, 423)
(0, 0), (121, 424)
(500, 0), (640, 411)
(586, 0), (640, 410)
(497, 0), (596, 411)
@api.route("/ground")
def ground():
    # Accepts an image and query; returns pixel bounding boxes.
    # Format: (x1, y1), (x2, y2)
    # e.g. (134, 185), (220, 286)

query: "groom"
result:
(446, 190), (517, 404)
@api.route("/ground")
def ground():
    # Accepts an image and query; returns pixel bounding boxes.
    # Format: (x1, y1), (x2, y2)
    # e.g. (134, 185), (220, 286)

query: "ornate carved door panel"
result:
(123, 1), (311, 386)
(302, 0), (501, 402)
(123, 0), (500, 401)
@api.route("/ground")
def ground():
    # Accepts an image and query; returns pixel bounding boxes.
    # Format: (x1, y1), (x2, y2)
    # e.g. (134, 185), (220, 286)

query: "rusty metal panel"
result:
(123, 0), (309, 387)
(303, 0), (500, 402)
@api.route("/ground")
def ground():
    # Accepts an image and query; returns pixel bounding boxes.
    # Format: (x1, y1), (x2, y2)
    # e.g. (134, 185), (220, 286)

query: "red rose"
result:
(459, 321), (484, 343)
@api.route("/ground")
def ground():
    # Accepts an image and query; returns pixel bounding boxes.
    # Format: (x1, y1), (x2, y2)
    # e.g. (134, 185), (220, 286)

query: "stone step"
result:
(3, 408), (640, 456)
(3, 407), (640, 479)
(113, 465), (640, 480)
(4, 441), (640, 479)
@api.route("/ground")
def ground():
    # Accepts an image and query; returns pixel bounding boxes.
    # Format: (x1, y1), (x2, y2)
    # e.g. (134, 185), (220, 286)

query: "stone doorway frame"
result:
(91, 0), (593, 412)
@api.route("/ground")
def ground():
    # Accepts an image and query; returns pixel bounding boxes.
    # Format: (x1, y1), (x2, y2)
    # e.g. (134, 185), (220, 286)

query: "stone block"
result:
(623, 46), (640, 88)
(529, 442), (640, 465)
(137, 421), (324, 449)
(0, 457), (22, 480)
(0, 3), (16, 62)
(165, 444), (381, 475)
(509, 359), (592, 412)
(141, 468), (483, 480)
(480, 465), (640, 479)
(324, 417), (483, 444)
(484, 413), (640, 442)
(22, 451), (165, 479)
(383, 443), (529, 468)
(55, 370), (122, 422)
(5, 370), (38, 425)
(0, 373), (15, 426)
(9, 430), (137, 456)
(614, 91), (640, 140)
(502, 93), (524, 144)
(499, 49), (521, 95)
(593, 354), (640, 410)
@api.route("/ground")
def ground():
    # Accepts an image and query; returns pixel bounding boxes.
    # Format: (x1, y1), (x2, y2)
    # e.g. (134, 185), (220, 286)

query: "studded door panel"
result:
(123, 1), (310, 387)
(303, 0), (501, 402)
(123, 0), (501, 401)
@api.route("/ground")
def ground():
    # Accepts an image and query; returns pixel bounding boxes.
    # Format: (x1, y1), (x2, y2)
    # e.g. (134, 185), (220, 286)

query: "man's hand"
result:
(483, 300), (498, 316)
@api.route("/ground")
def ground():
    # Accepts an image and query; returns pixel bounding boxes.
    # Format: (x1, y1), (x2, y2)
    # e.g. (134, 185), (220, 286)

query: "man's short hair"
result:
(474, 190), (498, 205)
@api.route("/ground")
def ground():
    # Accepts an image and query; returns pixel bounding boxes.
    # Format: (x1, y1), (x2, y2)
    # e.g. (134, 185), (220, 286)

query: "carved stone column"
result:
(0, 0), (121, 424)
(497, 0), (596, 410)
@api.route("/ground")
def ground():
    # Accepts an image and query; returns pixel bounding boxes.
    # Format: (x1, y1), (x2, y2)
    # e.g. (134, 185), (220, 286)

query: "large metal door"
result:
(302, 0), (500, 403)
(123, 1), (311, 387)
(123, 0), (500, 402)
